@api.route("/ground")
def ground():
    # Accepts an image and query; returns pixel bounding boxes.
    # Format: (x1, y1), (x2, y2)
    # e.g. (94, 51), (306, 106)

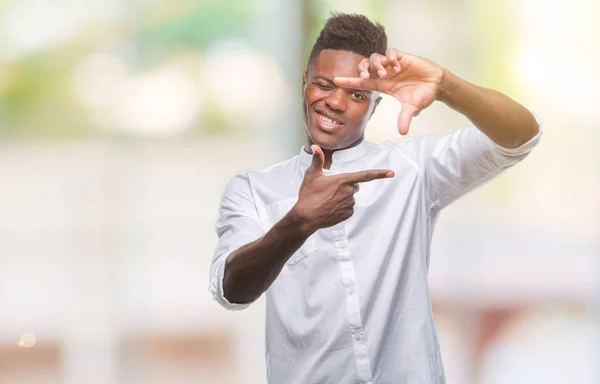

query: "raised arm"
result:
(438, 71), (539, 148)
(333, 48), (539, 147)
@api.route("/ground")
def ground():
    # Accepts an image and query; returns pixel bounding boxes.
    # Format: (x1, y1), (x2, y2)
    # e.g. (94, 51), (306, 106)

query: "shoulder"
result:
(220, 156), (297, 204)
(225, 155), (299, 189)
(244, 155), (299, 180)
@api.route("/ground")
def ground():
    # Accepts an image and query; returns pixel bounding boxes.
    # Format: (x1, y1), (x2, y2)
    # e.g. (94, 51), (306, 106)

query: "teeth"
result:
(318, 113), (337, 125)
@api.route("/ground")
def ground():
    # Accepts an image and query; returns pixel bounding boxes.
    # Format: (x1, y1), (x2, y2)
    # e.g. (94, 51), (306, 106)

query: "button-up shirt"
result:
(209, 126), (541, 384)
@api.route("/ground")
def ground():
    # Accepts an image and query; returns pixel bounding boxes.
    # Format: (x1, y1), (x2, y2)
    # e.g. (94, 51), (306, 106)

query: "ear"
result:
(302, 71), (308, 97)
(369, 95), (383, 119)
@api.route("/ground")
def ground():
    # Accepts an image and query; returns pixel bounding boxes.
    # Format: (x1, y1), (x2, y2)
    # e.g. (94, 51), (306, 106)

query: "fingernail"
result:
(386, 171), (395, 177)
(394, 66), (400, 72)
(378, 69), (386, 78)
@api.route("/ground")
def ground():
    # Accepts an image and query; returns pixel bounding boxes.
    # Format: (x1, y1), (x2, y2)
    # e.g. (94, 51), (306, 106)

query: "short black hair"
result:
(308, 12), (387, 67)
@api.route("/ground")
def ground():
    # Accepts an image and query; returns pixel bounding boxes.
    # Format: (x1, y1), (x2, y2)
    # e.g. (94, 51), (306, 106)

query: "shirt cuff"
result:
(489, 113), (543, 156)
(210, 258), (253, 311)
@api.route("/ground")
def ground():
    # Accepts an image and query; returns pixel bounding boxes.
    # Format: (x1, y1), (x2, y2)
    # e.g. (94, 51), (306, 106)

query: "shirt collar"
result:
(299, 140), (368, 166)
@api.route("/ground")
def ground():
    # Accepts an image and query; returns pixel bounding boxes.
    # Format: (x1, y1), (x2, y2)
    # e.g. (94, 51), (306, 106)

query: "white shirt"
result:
(209, 126), (541, 384)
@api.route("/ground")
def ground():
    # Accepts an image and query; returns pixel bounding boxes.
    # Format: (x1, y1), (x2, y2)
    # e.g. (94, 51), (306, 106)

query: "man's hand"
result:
(291, 145), (394, 234)
(333, 48), (446, 136)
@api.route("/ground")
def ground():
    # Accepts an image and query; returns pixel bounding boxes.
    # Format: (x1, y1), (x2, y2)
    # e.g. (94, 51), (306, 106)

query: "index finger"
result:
(333, 76), (380, 91)
(335, 169), (395, 184)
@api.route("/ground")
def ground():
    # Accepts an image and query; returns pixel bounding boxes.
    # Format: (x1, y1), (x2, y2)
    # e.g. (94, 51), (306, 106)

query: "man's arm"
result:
(222, 209), (311, 304)
(213, 145), (394, 306)
(333, 49), (541, 210)
(333, 48), (541, 146)
(438, 71), (539, 149)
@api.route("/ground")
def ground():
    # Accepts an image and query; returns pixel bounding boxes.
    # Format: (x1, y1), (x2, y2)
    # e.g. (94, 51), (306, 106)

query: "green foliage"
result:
(137, 0), (252, 50)
(0, 0), (253, 139)
(0, 47), (93, 138)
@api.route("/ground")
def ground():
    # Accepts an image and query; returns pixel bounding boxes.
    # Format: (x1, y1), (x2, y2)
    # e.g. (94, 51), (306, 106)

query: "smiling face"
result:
(302, 49), (381, 151)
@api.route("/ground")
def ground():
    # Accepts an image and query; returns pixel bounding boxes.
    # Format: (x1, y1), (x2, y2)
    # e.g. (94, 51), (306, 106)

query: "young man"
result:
(209, 13), (540, 384)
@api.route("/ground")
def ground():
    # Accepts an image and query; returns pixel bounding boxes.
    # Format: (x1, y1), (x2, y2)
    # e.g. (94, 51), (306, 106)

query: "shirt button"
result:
(354, 332), (362, 340)
(349, 287), (355, 294)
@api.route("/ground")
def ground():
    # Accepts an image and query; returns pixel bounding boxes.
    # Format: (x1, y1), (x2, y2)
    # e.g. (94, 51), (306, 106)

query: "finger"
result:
(370, 53), (388, 79)
(306, 145), (324, 177)
(337, 169), (395, 184)
(356, 58), (371, 80)
(389, 48), (409, 61)
(394, 49), (409, 59)
(341, 183), (355, 196)
(397, 104), (420, 135)
(333, 76), (380, 91)
(386, 48), (400, 72)
(341, 207), (354, 221)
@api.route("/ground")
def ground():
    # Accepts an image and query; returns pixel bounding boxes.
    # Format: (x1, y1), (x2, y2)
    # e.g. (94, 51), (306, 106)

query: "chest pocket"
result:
(263, 198), (317, 265)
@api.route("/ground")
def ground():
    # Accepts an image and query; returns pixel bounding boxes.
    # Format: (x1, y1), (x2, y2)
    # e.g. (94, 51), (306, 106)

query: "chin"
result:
(308, 130), (344, 150)
(307, 125), (347, 151)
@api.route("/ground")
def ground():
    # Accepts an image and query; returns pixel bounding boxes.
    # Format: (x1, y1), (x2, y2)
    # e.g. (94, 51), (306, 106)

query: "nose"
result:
(324, 87), (347, 112)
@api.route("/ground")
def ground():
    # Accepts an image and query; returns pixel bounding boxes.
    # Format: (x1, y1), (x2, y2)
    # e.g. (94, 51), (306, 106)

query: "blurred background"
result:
(0, 0), (599, 383)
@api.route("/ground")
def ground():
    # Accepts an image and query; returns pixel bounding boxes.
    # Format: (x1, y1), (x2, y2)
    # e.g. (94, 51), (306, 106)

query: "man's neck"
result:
(322, 149), (334, 170)
(304, 137), (364, 170)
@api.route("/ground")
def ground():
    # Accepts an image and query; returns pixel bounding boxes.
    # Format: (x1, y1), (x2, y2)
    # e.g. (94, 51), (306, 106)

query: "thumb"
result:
(397, 104), (419, 135)
(307, 144), (324, 177)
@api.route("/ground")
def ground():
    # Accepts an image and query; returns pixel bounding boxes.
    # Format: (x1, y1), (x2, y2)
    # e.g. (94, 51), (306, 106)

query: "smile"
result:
(315, 111), (344, 132)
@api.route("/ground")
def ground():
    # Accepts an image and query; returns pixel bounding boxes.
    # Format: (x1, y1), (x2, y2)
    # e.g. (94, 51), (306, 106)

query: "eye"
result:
(350, 92), (367, 101)
(314, 82), (332, 90)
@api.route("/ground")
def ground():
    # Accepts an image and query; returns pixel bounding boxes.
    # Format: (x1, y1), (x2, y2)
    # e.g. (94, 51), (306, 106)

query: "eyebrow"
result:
(313, 75), (334, 83)
(312, 75), (373, 94)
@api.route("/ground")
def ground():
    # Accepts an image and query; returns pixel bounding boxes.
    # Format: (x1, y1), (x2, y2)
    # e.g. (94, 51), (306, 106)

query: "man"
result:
(209, 13), (540, 384)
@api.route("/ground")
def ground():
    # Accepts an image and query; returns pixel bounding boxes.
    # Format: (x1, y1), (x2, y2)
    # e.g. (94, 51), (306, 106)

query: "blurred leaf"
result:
(137, 0), (251, 49)
(0, 47), (95, 138)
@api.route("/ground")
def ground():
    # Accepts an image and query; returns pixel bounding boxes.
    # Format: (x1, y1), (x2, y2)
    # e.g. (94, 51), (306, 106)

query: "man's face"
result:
(302, 49), (381, 151)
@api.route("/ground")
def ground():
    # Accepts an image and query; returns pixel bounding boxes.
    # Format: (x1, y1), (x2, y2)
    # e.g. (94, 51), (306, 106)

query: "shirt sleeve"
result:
(395, 119), (542, 211)
(208, 171), (266, 310)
